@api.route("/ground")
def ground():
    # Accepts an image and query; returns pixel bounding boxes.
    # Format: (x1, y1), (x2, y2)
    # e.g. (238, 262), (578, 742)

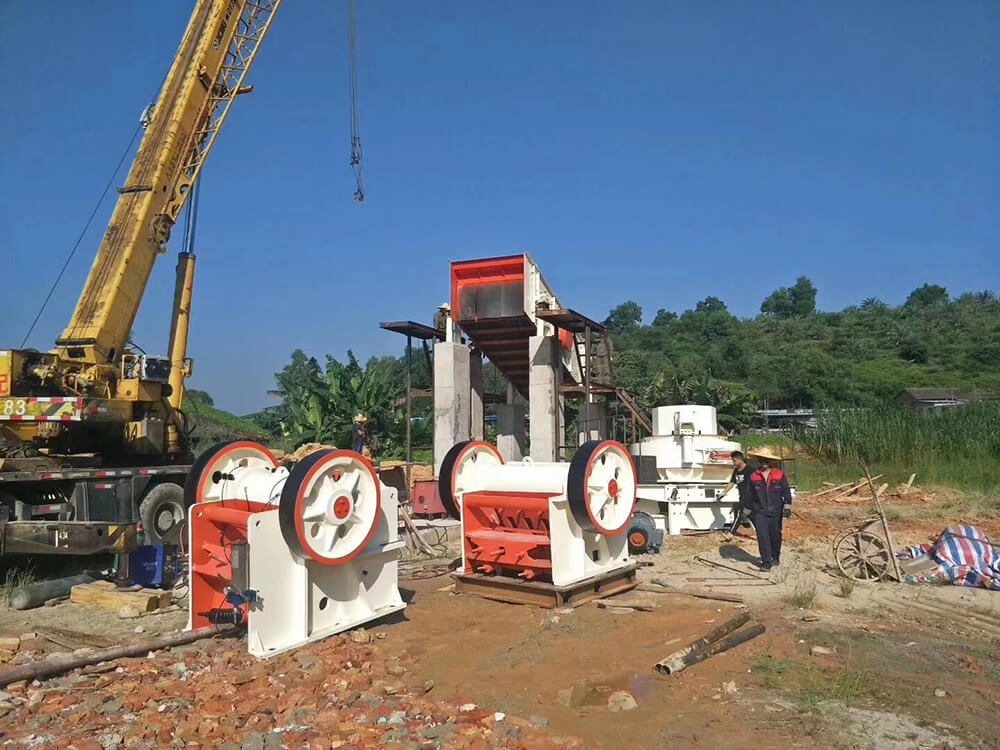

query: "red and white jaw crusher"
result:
(439, 439), (637, 587)
(184, 441), (405, 658)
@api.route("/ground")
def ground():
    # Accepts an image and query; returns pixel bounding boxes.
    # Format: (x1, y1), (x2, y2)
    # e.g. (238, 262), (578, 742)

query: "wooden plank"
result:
(37, 627), (115, 650)
(70, 582), (171, 613)
(453, 565), (638, 609)
(811, 480), (856, 498)
(902, 473), (916, 495)
(643, 580), (745, 604)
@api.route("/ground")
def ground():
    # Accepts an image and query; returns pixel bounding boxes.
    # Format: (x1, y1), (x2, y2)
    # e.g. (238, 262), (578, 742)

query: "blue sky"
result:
(1, 1), (996, 414)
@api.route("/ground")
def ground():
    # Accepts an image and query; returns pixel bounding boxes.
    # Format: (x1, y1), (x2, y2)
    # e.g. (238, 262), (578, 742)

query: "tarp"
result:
(898, 525), (1000, 590)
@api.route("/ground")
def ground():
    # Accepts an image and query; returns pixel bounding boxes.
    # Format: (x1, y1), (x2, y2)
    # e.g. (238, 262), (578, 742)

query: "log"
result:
(70, 581), (171, 613)
(656, 622), (766, 675)
(10, 575), (97, 611)
(596, 599), (655, 612)
(645, 579), (745, 604)
(902, 473), (916, 494)
(0, 626), (235, 687)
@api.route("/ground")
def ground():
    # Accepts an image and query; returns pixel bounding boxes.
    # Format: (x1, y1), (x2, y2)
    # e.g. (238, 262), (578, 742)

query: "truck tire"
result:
(139, 482), (186, 546)
(627, 511), (658, 554)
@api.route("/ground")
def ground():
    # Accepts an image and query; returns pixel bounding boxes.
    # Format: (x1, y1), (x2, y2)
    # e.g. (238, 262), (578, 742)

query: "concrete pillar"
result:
(528, 333), (563, 462)
(433, 341), (470, 476)
(470, 350), (484, 440)
(496, 404), (526, 461)
(578, 401), (609, 445)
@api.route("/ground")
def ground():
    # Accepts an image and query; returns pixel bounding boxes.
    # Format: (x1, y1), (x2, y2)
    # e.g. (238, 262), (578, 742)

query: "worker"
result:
(722, 450), (757, 535)
(351, 413), (370, 457)
(433, 302), (451, 335)
(746, 447), (792, 571)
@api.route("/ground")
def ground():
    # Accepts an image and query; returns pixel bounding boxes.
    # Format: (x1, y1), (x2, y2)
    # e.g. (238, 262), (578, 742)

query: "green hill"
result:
(605, 282), (1000, 412)
(183, 389), (270, 454)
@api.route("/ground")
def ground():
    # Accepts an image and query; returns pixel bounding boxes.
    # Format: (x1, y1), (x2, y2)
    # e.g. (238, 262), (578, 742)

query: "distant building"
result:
(755, 408), (816, 430)
(897, 388), (980, 411)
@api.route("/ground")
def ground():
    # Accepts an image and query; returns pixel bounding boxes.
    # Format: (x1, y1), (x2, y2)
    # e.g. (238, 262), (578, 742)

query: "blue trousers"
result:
(754, 513), (783, 566)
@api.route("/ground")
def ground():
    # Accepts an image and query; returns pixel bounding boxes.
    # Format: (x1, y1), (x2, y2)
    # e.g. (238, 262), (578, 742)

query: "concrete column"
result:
(469, 350), (484, 440)
(528, 333), (563, 462)
(496, 404), (526, 461)
(433, 341), (471, 476)
(578, 401), (609, 445)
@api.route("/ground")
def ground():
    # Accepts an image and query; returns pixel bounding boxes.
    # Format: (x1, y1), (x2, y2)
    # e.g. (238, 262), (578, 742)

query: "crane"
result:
(0, 1), (283, 556)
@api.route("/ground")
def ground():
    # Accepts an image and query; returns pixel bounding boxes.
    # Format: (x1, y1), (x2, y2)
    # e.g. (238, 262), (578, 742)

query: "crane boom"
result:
(57, 0), (280, 366)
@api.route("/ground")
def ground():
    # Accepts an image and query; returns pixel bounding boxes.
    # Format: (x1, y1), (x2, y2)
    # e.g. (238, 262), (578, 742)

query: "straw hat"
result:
(354, 413), (369, 423)
(747, 446), (783, 462)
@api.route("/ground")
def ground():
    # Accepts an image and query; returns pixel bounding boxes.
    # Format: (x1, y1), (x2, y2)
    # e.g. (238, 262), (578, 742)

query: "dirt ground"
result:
(1, 485), (998, 749)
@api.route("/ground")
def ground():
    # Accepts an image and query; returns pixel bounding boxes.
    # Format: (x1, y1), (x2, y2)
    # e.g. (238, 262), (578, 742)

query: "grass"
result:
(1, 564), (35, 605)
(837, 577), (856, 598)
(794, 403), (1000, 493)
(786, 579), (817, 609)
(798, 669), (875, 714)
(752, 646), (790, 689)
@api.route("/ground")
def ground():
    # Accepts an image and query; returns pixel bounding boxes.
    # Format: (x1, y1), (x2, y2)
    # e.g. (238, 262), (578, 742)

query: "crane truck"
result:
(0, 1), (282, 558)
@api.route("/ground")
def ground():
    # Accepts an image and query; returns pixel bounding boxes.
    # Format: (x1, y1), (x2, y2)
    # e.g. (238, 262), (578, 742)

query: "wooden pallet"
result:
(453, 564), (638, 609)
(70, 581), (172, 613)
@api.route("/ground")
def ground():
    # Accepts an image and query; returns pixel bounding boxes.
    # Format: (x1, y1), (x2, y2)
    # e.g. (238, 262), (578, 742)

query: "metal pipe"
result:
(405, 333), (412, 500)
(656, 622), (765, 675)
(654, 610), (751, 671)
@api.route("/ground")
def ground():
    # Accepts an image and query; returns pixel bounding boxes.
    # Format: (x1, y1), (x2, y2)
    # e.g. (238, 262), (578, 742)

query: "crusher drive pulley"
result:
(184, 441), (405, 658)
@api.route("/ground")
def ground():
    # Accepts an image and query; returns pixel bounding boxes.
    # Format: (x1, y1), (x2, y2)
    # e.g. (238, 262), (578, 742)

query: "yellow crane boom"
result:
(57, 0), (280, 367)
(1, 0), (281, 465)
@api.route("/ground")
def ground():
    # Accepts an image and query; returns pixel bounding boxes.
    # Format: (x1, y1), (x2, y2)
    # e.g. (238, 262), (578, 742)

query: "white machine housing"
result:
(630, 405), (741, 536)
(441, 440), (636, 587)
(185, 442), (406, 658)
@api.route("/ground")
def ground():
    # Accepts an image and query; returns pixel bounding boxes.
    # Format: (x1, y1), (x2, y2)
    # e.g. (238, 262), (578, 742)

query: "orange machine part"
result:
(189, 500), (275, 629)
(462, 491), (558, 581)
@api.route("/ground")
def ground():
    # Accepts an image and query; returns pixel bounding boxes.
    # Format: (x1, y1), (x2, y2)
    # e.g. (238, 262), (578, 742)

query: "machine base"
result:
(453, 563), (638, 609)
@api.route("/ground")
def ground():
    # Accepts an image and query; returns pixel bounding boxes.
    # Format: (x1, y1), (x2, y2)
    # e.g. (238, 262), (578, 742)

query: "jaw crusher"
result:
(439, 439), (637, 587)
(185, 440), (405, 658)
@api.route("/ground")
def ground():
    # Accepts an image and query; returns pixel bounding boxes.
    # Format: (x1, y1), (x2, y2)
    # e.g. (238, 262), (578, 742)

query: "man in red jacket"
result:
(746, 447), (793, 571)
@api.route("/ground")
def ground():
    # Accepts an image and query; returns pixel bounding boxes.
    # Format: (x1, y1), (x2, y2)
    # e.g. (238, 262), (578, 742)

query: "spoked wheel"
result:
(438, 441), (504, 520)
(835, 530), (892, 581)
(184, 440), (281, 507)
(567, 440), (637, 536)
(279, 449), (381, 565)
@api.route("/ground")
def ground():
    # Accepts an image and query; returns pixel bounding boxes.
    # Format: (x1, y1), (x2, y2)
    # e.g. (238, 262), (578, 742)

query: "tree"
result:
(695, 296), (728, 314)
(860, 297), (888, 312)
(789, 277), (817, 316)
(602, 301), (642, 333)
(905, 284), (949, 308)
(761, 277), (816, 318)
(652, 309), (677, 327)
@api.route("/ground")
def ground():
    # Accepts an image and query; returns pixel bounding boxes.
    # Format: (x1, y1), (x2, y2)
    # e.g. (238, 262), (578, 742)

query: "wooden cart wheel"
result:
(831, 517), (878, 557)
(835, 530), (892, 581)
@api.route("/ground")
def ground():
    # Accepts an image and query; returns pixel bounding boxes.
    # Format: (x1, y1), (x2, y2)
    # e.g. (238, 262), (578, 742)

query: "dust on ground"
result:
(0, 483), (997, 749)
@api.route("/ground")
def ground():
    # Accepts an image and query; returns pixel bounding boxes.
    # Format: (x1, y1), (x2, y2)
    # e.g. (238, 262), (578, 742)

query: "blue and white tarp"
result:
(898, 525), (1000, 590)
